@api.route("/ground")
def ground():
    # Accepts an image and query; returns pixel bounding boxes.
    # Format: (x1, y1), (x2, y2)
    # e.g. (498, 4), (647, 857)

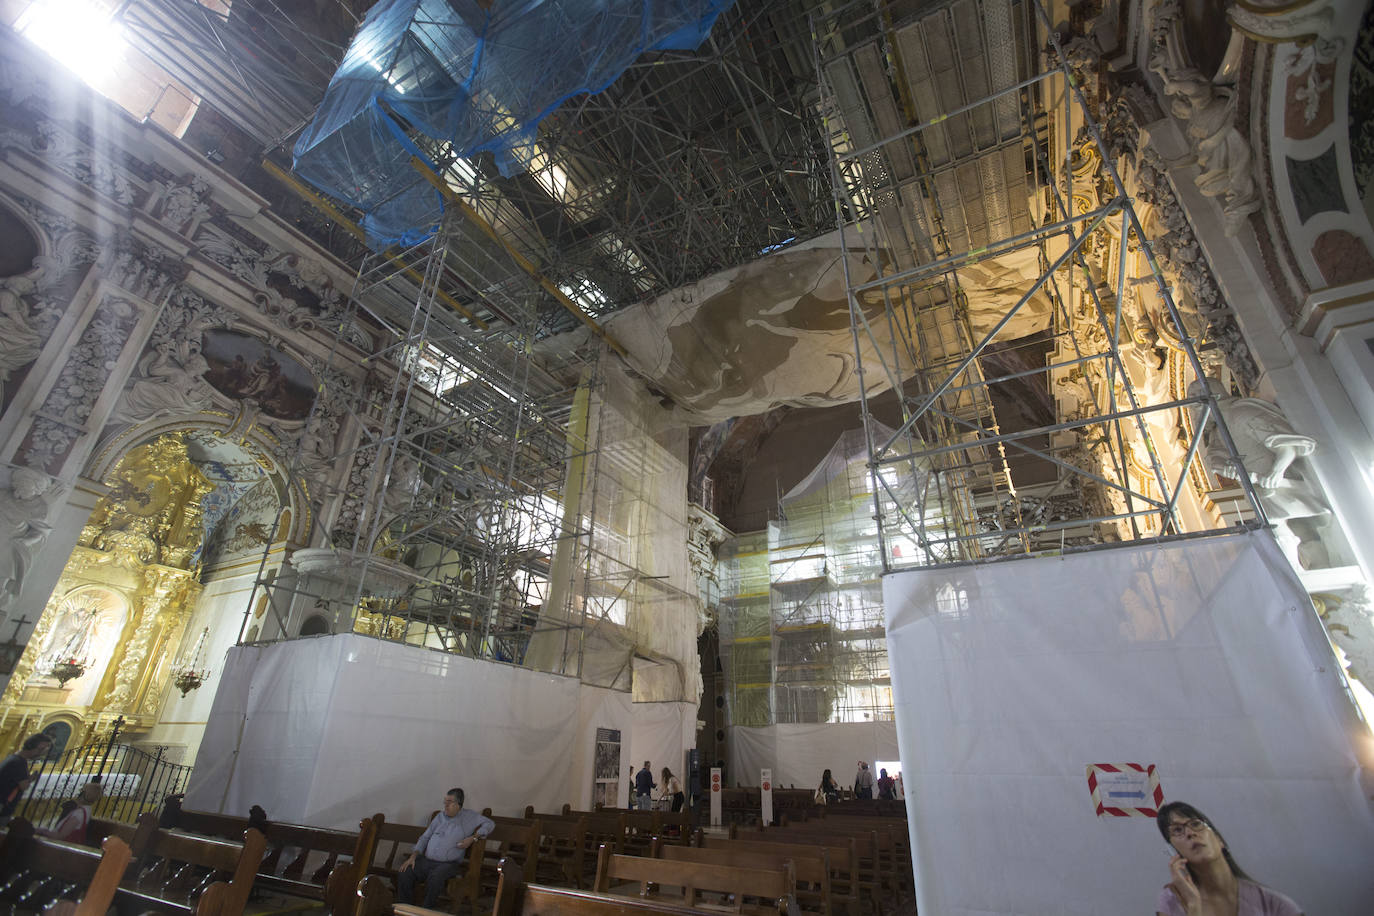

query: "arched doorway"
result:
(0, 424), (295, 753)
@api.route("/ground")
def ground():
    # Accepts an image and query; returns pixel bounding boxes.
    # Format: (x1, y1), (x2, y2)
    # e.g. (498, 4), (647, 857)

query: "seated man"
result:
(397, 787), (494, 908)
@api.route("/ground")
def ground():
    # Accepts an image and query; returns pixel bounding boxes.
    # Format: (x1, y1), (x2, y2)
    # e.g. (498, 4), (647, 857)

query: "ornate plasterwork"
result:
(1228, 0), (1337, 45)
(1056, 31), (1260, 390)
(0, 468), (58, 623)
(193, 221), (363, 344)
(103, 565), (201, 714)
(0, 116), (136, 208)
(1149, 0), (1262, 236)
(19, 293), (144, 475)
(0, 196), (101, 408)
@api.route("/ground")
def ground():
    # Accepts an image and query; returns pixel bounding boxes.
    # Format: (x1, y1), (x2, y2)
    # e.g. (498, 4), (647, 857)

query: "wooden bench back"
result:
(594, 844), (794, 914)
(0, 820), (132, 916)
(131, 819), (266, 916)
(698, 834), (858, 916)
(173, 807), (377, 912)
(369, 818), (425, 877)
(657, 843), (829, 915)
(490, 858), (708, 916)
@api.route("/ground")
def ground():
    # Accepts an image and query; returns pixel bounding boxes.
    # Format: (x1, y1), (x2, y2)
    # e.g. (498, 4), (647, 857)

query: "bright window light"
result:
(15, 0), (126, 88)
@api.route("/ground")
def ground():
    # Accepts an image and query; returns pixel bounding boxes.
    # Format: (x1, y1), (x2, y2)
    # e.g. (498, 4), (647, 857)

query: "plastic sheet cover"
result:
(293, 0), (733, 247)
(184, 633), (652, 825)
(729, 721), (899, 791)
(883, 532), (1374, 915)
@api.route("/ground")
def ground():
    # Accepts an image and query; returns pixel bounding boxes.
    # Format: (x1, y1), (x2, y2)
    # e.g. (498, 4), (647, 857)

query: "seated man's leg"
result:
(397, 859), (420, 903)
(418, 857), (462, 909)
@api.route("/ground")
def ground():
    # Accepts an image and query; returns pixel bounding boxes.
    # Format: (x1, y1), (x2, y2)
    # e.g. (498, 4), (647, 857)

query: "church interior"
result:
(0, 0), (1373, 911)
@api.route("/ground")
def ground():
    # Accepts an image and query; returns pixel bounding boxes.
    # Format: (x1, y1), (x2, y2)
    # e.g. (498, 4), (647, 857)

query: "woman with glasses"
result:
(1155, 801), (1303, 915)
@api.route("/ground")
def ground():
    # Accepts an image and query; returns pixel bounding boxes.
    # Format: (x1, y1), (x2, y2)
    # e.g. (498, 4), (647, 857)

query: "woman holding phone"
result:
(1155, 801), (1303, 915)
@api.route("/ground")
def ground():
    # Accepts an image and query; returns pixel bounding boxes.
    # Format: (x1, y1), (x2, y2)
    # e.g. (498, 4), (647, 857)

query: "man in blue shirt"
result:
(397, 787), (494, 908)
(634, 761), (655, 811)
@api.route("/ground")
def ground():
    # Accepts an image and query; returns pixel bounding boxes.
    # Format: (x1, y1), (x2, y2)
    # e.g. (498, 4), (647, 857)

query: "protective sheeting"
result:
(627, 697), (698, 789)
(292, 0), (733, 246)
(883, 532), (1374, 915)
(729, 722), (898, 790)
(184, 634), (643, 826)
(529, 359), (702, 703)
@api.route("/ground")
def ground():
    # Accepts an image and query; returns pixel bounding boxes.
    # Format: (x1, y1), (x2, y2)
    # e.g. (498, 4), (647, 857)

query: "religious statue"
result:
(1189, 378), (1330, 567)
(0, 275), (45, 404)
(0, 468), (55, 622)
(115, 339), (217, 424)
(1151, 66), (1261, 235)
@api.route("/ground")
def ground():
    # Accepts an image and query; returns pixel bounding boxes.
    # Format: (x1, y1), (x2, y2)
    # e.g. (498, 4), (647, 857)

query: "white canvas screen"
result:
(185, 634), (650, 826)
(729, 721), (899, 791)
(883, 532), (1374, 915)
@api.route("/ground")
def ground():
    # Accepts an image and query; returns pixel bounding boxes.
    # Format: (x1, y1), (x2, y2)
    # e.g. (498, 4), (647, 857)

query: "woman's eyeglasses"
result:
(1166, 818), (1209, 839)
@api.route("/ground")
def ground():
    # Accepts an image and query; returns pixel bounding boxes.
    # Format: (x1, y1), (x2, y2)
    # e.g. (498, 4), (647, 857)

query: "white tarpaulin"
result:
(627, 695), (697, 792)
(185, 634), (652, 827)
(729, 721), (899, 791)
(883, 532), (1374, 915)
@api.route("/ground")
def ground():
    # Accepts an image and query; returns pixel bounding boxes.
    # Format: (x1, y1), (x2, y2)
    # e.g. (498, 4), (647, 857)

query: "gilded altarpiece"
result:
(0, 434), (210, 747)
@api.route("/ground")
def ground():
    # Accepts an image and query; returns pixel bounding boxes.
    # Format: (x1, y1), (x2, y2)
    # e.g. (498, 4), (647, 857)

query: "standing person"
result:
(634, 761), (656, 811)
(1154, 801), (1303, 916)
(397, 788), (494, 909)
(0, 733), (52, 824)
(853, 761), (874, 799)
(876, 768), (895, 800)
(660, 767), (684, 812)
(46, 782), (101, 843)
(818, 768), (840, 804)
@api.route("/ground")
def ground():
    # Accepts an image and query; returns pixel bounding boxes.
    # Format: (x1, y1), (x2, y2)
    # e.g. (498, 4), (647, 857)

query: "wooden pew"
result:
(739, 826), (883, 915)
(124, 817), (267, 916)
(808, 815), (912, 899)
(761, 822), (903, 910)
(697, 834), (859, 916)
(461, 819), (540, 912)
(593, 844), (796, 915)
(531, 815), (586, 888)
(368, 818), (425, 883)
(0, 819), (132, 916)
(654, 838), (831, 916)
(354, 840), (489, 916)
(172, 807), (378, 914)
(488, 857), (711, 916)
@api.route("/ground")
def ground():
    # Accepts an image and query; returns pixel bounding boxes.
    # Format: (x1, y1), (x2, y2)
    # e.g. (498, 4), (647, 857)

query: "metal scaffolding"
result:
(103, 0), (841, 340)
(813, 0), (1265, 572)
(231, 153), (697, 698)
(718, 428), (901, 727)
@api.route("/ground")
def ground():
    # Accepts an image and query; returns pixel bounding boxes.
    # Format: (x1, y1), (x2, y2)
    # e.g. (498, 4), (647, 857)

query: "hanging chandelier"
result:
(171, 627), (211, 697)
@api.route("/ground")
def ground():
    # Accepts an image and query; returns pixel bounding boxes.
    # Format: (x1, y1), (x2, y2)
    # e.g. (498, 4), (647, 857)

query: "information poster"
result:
(761, 767), (773, 826)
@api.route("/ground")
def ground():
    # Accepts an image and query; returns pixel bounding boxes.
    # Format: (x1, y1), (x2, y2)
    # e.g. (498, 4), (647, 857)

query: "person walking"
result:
(634, 761), (656, 811)
(853, 761), (874, 799)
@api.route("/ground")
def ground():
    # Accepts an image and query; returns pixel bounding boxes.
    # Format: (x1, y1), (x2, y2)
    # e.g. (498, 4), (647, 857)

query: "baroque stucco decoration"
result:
(1149, 0), (1262, 236)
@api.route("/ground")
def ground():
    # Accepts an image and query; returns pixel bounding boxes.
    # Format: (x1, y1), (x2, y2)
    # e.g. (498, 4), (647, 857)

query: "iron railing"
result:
(15, 738), (192, 827)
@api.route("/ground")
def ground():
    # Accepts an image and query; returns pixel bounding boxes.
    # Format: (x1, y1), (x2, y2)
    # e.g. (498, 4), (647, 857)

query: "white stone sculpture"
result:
(0, 275), (44, 403)
(115, 339), (216, 424)
(1190, 378), (1330, 566)
(1154, 68), (1261, 235)
(0, 468), (54, 622)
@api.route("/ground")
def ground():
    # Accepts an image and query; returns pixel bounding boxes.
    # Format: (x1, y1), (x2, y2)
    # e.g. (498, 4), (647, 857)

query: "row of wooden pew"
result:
(0, 816), (265, 916)
(0, 800), (913, 916)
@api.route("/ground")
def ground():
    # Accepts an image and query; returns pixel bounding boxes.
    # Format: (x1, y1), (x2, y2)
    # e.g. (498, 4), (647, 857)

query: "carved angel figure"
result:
(0, 275), (45, 402)
(0, 468), (54, 621)
(1190, 378), (1330, 565)
(115, 340), (217, 424)
(1153, 68), (1261, 235)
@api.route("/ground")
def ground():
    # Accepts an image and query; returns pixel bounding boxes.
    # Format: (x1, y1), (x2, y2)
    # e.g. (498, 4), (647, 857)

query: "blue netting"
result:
(293, 0), (734, 249)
